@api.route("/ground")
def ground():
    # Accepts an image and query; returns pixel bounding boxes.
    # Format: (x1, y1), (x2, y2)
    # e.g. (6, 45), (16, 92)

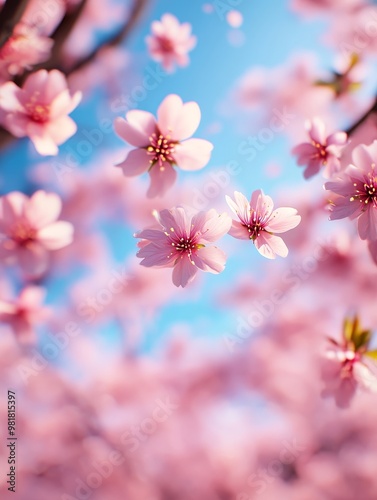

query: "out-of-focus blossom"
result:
(0, 286), (48, 342)
(0, 69), (81, 155)
(292, 118), (347, 179)
(146, 13), (196, 72)
(325, 141), (377, 242)
(226, 190), (301, 259)
(290, 0), (364, 18)
(114, 94), (213, 197)
(135, 207), (231, 287)
(226, 10), (243, 28)
(322, 316), (377, 407)
(231, 53), (335, 130)
(0, 190), (74, 277)
(0, 23), (53, 82)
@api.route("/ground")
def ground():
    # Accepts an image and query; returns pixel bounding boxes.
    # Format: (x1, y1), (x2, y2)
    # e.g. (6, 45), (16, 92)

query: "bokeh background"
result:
(1, 0), (377, 499)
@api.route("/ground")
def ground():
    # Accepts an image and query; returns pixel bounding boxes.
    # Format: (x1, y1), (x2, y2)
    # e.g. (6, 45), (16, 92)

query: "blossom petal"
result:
(147, 163), (177, 198)
(192, 246), (227, 274)
(358, 209), (377, 241)
(0, 82), (24, 112)
(352, 142), (377, 173)
(309, 117), (326, 144)
(24, 191), (62, 229)
(266, 208), (301, 233)
(157, 94), (183, 137)
(171, 101), (201, 141)
(117, 148), (151, 176)
(0, 192), (27, 231)
(37, 221), (74, 250)
(250, 189), (274, 220)
(172, 256), (197, 287)
(197, 211), (232, 242)
(228, 220), (249, 240)
(114, 110), (156, 147)
(254, 233), (288, 259)
(173, 138), (213, 171)
(137, 242), (173, 267)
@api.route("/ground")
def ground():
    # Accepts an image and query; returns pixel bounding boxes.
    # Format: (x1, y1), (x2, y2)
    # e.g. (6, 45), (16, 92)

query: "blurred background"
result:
(1, 0), (377, 499)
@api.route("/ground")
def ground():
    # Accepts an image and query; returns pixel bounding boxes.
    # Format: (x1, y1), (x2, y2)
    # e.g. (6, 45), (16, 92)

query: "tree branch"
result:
(346, 97), (377, 136)
(66, 0), (149, 75)
(0, 0), (29, 48)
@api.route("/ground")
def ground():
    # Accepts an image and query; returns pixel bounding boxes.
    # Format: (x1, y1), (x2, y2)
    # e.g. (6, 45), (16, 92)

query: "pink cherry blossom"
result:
(226, 190), (301, 259)
(146, 13), (196, 72)
(325, 141), (377, 241)
(0, 190), (74, 277)
(114, 94), (213, 197)
(292, 118), (347, 179)
(0, 23), (53, 82)
(322, 317), (377, 408)
(0, 286), (48, 342)
(135, 207), (231, 287)
(0, 69), (81, 155)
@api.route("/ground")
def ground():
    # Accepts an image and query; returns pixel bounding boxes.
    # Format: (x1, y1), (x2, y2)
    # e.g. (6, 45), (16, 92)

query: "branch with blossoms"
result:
(0, 0), (150, 148)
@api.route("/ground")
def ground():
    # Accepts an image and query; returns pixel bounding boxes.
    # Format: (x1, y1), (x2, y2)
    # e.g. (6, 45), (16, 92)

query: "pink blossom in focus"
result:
(114, 94), (213, 197)
(226, 190), (301, 259)
(0, 286), (48, 342)
(135, 207), (231, 287)
(0, 190), (74, 277)
(0, 69), (81, 155)
(325, 141), (377, 241)
(292, 118), (347, 179)
(0, 23), (53, 82)
(146, 14), (196, 72)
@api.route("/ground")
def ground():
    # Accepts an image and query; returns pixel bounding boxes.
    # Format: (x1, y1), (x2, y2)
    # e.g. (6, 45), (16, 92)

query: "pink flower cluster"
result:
(146, 14), (196, 72)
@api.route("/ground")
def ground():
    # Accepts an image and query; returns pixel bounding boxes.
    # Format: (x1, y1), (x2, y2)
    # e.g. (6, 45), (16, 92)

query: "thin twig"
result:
(346, 96), (377, 136)
(66, 0), (149, 75)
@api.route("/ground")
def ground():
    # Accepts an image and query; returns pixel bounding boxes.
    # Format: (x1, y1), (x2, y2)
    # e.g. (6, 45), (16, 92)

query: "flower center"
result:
(311, 141), (328, 165)
(25, 100), (50, 123)
(157, 36), (175, 53)
(147, 133), (176, 167)
(171, 236), (197, 253)
(349, 169), (377, 207)
(11, 222), (36, 246)
(245, 211), (267, 241)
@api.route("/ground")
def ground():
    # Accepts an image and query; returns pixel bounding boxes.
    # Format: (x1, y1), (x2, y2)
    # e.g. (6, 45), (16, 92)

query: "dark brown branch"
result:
(346, 97), (377, 136)
(0, 0), (29, 48)
(33, 0), (88, 72)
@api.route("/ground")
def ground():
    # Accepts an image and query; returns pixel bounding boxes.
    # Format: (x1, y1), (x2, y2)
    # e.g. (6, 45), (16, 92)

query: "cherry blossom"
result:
(146, 13), (196, 72)
(0, 69), (81, 155)
(292, 118), (347, 179)
(0, 286), (48, 342)
(322, 316), (377, 407)
(226, 190), (301, 259)
(135, 207), (231, 287)
(0, 23), (53, 82)
(114, 94), (213, 197)
(0, 190), (74, 277)
(325, 141), (377, 241)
